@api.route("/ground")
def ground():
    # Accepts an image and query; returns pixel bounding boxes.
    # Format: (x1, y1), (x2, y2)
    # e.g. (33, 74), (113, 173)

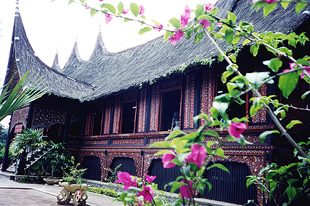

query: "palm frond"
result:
(0, 71), (47, 121)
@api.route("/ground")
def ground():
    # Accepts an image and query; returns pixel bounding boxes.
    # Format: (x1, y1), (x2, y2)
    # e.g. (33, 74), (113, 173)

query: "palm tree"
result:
(0, 71), (46, 121)
(9, 128), (47, 158)
(1, 71), (46, 172)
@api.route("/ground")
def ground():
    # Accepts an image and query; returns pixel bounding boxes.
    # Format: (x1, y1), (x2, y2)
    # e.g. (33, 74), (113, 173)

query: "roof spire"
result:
(99, 18), (102, 33)
(15, 0), (20, 14)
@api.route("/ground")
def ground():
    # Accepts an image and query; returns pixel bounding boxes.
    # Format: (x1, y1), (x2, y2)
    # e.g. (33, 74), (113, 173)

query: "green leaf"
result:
(263, 3), (277, 18)
(204, 130), (219, 138)
(285, 186), (297, 201)
(214, 148), (225, 157)
(221, 71), (233, 83)
(259, 130), (280, 143)
(163, 31), (173, 41)
(245, 72), (270, 88)
(210, 7), (218, 16)
(185, 27), (194, 39)
(193, 114), (209, 127)
(169, 18), (181, 29)
(208, 163), (230, 174)
(194, 32), (204, 43)
(165, 129), (186, 140)
(101, 3), (116, 14)
(251, 1), (266, 11)
(242, 39), (251, 46)
(130, 3), (139, 17)
(90, 9), (98, 17)
(263, 58), (282, 72)
(231, 36), (240, 46)
(213, 102), (228, 116)
(281, 2), (289, 9)
(227, 11), (237, 23)
(225, 28), (234, 45)
(195, 4), (204, 19)
(301, 91), (310, 99)
(138, 27), (152, 35)
(155, 150), (174, 156)
(250, 101), (263, 117)
(149, 141), (172, 148)
(278, 72), (299, 98)
(286, 120), (302, 130)
(296, 58), (310, 66)
(296, 2), (307, 14)
(250, 44), (259, 56)
(117, 2), (124, 14)
(151, 19), (161, 25)
(197, 15), (214, 21)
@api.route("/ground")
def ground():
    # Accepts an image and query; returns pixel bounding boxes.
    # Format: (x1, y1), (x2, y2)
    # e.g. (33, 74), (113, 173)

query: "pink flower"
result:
(153, 24), (163, 32)
(187, 144), (206, 168)
(146, 174), (156, 183)
(122, 8), (129, 14)
(199, 19), (210, 28)
(283, 69), (292, 73)
(162, 150), (177, 168)
(99, 0), (104, 1)
(85, 6), (90, 10)
(180, 180), (194, 199)
(205, 3), (214, 11)
(137, 186), (154, 203)
(168, 29), (184, 46)
(265, 0), (277, 4)
(229, 122), (246, 138)
(180, 5), (191, 28)
(105, 13), (112, 24)
(139, 5), (145, 15)
(300, 69), (310, 79)
(290, 61), (310, 79)
(252, 0), (277, 4)
(115, 172), (137, 190)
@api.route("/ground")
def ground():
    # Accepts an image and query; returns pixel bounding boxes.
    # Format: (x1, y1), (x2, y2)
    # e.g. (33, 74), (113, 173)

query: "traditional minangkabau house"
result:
(2, 0), (310, 205)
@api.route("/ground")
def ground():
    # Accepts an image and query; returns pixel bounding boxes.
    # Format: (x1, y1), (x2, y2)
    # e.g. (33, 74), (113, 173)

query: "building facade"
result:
(2, 1), (310, 205)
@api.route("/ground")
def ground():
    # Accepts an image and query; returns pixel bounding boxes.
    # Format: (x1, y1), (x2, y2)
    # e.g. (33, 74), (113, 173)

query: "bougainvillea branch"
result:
(203, 27), (308, 158)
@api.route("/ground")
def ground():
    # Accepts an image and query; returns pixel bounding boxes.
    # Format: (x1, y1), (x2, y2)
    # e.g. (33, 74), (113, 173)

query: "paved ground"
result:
(0, 174), (123, 206)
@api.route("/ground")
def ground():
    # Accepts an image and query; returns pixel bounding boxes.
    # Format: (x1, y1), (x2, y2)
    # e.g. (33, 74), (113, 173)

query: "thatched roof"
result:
(8, 0), (310, 102)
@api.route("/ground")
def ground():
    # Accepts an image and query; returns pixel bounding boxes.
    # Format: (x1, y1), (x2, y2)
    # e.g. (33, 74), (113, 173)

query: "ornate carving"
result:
(31, 106), (66, 128)
(10, 106), (29, 131)
(184, 74), (195, 128)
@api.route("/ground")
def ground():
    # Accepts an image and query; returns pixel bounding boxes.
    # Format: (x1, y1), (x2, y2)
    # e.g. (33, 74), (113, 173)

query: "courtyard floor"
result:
(0, 172), (123, 206)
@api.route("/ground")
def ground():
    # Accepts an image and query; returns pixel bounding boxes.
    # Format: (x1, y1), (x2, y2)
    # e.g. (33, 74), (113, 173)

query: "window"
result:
(92, 110), (102, 135)
(160, 90), (181, 131)
(121, 101), (136, 133)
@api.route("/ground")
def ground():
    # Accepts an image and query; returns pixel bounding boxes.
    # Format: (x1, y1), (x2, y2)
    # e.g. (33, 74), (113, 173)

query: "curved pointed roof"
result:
(8, 0), (310, 102)
(52, 52), (61, 72)
(11, 6), (95, 101)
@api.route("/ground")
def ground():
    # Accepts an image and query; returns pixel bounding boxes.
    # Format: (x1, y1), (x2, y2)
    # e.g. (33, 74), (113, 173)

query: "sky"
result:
(0, 0), (216, 127)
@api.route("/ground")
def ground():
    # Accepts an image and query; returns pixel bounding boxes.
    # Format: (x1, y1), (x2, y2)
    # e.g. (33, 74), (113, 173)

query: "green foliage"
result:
(62, 158), (87, 185)
(130, 3), (139, 17)
(87, 187), (119, 198)
(139, 27), (151, 35)
(104, 163), (122, 183)
(168, 18), (181, 29)
(278, 72), (299, 98)
(0, 71), (46, 122)
(0, 142), (6, 164)
(9, 128), (47, 158)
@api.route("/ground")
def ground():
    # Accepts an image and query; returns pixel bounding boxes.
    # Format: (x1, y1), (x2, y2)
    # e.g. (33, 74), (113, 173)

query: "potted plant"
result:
(57, 157), (89, 206)
(42, 141), (72, 185)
